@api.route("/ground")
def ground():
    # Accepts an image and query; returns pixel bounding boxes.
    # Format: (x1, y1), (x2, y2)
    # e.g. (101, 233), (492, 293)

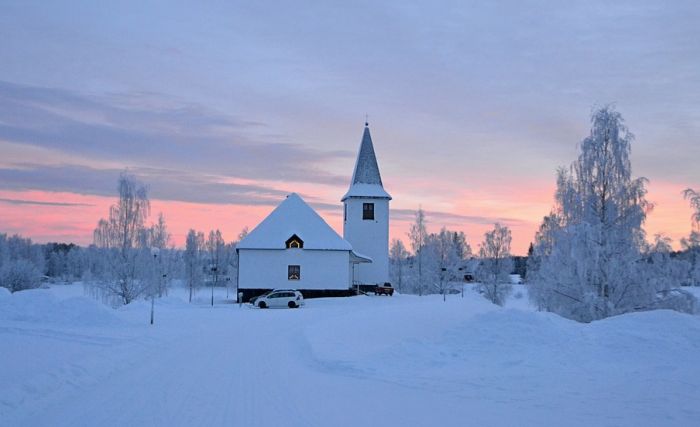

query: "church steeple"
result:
(350, 123), (384, 186)
(342, 123), (391, 201)
(342, 122), (391, 285)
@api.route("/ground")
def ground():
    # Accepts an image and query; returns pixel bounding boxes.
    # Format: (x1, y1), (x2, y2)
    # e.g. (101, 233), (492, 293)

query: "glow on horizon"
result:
(0, 180), (695, 256)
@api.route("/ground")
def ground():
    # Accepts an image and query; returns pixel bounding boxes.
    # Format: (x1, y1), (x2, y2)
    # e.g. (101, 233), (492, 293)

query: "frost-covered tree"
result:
(476, 223), (513, 306)
(0, 233), (45, 292)
(146, 213), (172, 297)
(92, 172), (151, 304)
(644, 235), (696, 313)
(682, 188), (700, 286)
(66, 246), (88, 281)
(683, 188), (700, 228)
(389, 239), (409, 293)
(0, 234), (7, 269)
(206, 229), (225, 306)
(452, 231), (471, 260)
(426, 227), (463, 301)
(528, 107), (692, 321)
(184, 229), (205, 302)
(0, 258), (41, 292)
(408, 207), (428, 296)
(526, 214), (562, 309)
(237, 226), (249, 241)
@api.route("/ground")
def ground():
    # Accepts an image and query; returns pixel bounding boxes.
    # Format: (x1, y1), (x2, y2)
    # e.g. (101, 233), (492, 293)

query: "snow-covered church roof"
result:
(237, 193), (352, 251)
(341, 124), (392, 201)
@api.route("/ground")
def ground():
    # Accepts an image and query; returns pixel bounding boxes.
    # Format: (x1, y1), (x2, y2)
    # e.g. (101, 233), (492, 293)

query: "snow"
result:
(237, 193), (352, 250)
(2, 284), (700, 426)
(341, 182), (392, 200)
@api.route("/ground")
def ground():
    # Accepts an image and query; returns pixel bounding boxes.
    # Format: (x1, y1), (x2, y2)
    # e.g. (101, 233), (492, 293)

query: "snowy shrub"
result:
(652, 289), (697, 314)
(0, 259), (41, 293)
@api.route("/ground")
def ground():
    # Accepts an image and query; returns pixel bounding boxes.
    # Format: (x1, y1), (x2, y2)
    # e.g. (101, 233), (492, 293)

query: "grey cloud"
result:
(0, 81), (353, 186)
(391, 208), (530, 228)
(0, 198), (94, 207)
(0, 163), (293, 206)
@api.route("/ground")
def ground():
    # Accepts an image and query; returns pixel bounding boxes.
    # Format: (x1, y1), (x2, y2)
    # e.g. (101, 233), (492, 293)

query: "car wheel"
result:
(258, 301), (267, 309)
(288, 301), (297, 309)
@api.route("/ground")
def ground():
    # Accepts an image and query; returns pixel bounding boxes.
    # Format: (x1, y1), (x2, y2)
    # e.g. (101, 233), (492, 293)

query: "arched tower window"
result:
(285, 234), (304, 249)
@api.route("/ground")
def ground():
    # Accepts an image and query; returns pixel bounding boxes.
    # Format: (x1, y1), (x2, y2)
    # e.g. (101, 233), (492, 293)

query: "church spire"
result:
(342, 123), (391, 201)
(350, 124), (383, 186)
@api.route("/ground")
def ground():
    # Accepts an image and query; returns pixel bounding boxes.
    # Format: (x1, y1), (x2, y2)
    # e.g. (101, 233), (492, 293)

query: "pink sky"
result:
(0, 178), (694, 256)
(1, 2), (698, 255)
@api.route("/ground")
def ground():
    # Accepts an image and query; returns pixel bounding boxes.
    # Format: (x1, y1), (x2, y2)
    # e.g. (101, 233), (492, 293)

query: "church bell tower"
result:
(342, 122), (391, 285)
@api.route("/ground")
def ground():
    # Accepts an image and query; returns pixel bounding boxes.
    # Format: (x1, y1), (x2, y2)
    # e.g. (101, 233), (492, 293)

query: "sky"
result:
(0, 0), (699, 255)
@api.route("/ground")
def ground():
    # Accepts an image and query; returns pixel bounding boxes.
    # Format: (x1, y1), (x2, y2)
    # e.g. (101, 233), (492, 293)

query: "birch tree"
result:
(427, 228), (463, 301)
(389, 239), (409, 293)
(476, 223), (513, 306)
(92, 172), (151, 305)
(184, 229), (204, 302)
(206, 229), (225, 306)
(527, 107), (694, 321)
(408, 207), (427, 295)
(683, 188), (700, 286)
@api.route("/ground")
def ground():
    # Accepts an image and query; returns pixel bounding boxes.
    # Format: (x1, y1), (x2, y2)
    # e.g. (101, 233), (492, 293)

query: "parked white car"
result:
(251, 289), (304, 309)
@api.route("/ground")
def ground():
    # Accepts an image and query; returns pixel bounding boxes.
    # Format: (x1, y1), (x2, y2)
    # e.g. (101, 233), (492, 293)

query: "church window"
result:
(288, 265), (300, 280)
(363, 203), (374, 220)
(285, 234), (304, 249)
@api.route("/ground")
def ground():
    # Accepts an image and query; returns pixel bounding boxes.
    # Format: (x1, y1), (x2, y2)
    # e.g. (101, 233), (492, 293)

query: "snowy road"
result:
(2, 285), (700, 426)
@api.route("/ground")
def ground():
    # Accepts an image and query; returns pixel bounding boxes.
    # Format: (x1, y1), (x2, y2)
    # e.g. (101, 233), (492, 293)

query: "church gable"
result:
(237, 193), (351, 251)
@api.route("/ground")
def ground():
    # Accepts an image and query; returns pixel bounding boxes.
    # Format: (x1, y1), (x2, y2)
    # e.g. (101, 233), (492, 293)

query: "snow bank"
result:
(3, 286), (699, 427)
(0, 289), (124, 327)
(303, 295), (700, 426)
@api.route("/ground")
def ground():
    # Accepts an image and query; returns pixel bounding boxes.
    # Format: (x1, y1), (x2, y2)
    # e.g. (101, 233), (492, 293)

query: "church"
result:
(236, 123), (391, 301)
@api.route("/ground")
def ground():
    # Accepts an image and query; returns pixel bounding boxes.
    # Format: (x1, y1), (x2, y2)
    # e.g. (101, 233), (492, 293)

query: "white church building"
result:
(236, 123), (391, 300)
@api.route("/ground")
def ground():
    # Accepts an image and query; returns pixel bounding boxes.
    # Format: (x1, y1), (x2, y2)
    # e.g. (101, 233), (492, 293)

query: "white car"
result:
(251, 289), (304, 309)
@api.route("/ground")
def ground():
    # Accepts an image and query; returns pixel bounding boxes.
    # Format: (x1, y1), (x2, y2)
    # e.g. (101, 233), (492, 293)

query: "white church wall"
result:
(343, 197), (390, 285)
(238, 249), (351, 290)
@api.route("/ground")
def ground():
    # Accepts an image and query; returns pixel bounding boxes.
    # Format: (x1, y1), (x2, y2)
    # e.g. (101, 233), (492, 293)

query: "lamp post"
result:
(458, 267), (464, 298)
(210, 265), (217, 307)
(150, 248), (159, 325)
(441, 267), (447, 302)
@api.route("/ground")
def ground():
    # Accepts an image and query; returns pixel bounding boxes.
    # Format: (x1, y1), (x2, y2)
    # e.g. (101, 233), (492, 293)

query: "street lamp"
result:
(210, 265), (218, 306)
(150, 248), (160, 325)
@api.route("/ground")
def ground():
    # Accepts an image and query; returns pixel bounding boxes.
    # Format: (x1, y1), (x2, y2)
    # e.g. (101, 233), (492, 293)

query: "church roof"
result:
(342, 124), (392, 201)
(237, 193), (352, 251)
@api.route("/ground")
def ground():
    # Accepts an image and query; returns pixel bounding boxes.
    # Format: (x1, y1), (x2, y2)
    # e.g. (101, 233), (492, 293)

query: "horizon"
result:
(1, 1), (699, 255)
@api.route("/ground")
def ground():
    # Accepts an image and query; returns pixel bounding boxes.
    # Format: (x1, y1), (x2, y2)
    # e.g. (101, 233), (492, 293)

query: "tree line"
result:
(0, 173), (247, 308)
(2, 106), (699, 322)
(389, 210), (516, 305)
(389, 107), (700, 319)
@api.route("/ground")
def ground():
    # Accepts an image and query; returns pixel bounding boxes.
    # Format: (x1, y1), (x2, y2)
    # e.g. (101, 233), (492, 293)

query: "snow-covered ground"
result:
(2, 284), (700, 427)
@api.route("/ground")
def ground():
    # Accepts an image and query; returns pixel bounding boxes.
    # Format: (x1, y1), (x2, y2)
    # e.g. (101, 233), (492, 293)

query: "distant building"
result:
(236, 123), (390, 301)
